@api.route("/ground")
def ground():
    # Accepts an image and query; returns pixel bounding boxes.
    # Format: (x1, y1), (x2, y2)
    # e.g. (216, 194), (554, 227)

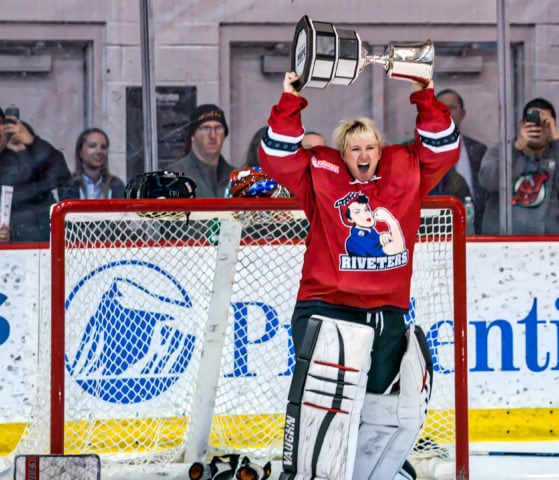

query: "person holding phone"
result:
(479, 97), (559, 234)
(0, 106), (70, 242)
(2, 106), (34, 150)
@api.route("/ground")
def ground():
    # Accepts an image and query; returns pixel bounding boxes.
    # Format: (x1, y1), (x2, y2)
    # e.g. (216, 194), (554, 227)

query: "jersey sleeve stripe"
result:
(416, 121), (461, 153)
(261, 127), (304, 157)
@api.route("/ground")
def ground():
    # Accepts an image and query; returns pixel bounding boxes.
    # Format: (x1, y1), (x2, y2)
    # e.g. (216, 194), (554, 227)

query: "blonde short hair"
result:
(332, 117), (384, 154)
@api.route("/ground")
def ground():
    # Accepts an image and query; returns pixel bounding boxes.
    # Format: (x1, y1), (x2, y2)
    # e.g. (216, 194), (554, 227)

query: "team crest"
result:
(334, 192), (408, 270)
(512, 170), (549, 207)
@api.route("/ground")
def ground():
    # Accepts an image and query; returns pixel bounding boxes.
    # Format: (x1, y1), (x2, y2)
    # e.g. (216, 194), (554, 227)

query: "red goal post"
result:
(17, 196), (468, 478)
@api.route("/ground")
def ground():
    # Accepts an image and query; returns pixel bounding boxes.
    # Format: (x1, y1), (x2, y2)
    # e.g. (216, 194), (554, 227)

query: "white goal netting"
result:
(10, 196), (468, 477)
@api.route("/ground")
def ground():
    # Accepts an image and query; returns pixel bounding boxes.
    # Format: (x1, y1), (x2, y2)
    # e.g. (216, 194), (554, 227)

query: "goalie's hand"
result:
(413, 79), (434, 91)
(283, 71), (301, 96)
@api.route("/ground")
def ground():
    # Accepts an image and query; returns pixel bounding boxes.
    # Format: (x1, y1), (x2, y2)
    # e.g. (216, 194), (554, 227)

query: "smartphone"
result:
(524, 109), (540, 126)
(4, 106), (19, 124)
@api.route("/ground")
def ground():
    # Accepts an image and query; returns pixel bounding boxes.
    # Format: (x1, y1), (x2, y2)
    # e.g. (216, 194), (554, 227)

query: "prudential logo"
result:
(65, 260), (194, 404)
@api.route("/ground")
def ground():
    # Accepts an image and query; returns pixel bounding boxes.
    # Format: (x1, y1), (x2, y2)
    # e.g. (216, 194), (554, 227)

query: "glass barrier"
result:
(0, 1), (557, 241)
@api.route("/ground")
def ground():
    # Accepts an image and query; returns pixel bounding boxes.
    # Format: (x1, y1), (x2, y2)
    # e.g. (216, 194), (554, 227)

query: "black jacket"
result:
(58, 175), (126, 200)
(0, 136), (70, 242)
(429, 135), (488, 233)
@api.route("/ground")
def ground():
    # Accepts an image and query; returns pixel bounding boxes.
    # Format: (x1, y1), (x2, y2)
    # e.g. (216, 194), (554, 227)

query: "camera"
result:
(524, 109), (540, 126)
(4, 106), (19, 124)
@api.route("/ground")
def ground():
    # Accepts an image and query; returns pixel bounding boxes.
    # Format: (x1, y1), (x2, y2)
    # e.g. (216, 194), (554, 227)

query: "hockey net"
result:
(13, 196), (468, 478)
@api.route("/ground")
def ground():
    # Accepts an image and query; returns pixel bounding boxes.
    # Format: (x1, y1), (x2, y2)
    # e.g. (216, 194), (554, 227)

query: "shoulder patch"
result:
(311, 156), (340, 174)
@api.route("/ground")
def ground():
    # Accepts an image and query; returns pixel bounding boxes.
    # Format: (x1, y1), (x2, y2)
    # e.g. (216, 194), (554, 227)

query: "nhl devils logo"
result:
(512, 170), (549, 207)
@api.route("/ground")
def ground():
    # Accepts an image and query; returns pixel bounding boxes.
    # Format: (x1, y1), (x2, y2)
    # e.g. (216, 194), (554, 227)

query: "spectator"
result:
(243, 125), (268, 168)
(479, 97), (559, 234)
(302, 130), (326, 149)
(168, 104), (234, 197)
(432, 89), (488, 233)
(244, 127), (327, 170)
(0, 106), (71, 243)
(59, 127), (125, 200)
(260, 72), (459, 480)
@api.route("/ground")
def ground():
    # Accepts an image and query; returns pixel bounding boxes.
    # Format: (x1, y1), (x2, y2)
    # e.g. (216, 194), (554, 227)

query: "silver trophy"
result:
(291, 15), (434, 91)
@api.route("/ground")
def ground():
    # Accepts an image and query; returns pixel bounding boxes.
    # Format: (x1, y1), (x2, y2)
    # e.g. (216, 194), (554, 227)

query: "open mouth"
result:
(358, 163), (369, 173)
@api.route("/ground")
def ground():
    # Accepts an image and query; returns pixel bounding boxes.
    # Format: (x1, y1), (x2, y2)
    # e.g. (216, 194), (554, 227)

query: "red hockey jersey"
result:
(259, 89), (460, 310)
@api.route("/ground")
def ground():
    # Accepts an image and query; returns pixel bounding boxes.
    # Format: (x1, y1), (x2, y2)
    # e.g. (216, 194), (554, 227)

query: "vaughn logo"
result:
(65, 259), (194, 404)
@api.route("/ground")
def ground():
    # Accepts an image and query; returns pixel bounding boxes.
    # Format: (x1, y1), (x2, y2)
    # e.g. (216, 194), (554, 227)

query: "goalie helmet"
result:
(225, 166), (290, 198)
(125, 170), (197, 199)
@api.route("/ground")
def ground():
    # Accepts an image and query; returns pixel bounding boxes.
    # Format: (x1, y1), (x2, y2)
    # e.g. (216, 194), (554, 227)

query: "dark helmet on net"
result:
(125, 171), (197, 199)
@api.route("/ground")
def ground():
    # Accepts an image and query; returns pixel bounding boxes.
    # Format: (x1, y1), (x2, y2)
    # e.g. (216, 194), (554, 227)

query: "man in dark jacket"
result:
(0, 107), (71, 242)
(431, 89), (488, 234)
(168, 104), (234, 197)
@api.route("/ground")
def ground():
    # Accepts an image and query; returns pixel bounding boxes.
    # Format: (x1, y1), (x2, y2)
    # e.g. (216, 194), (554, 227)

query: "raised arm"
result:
(410, 83), (461, 197)
(259, 72), (313, 200)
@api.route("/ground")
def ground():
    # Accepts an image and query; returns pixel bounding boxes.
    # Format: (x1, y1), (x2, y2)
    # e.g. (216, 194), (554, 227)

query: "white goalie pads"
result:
(399, 324), (432, 426)
(352, 324), (433, 480)
(283, 315), (374, 480)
